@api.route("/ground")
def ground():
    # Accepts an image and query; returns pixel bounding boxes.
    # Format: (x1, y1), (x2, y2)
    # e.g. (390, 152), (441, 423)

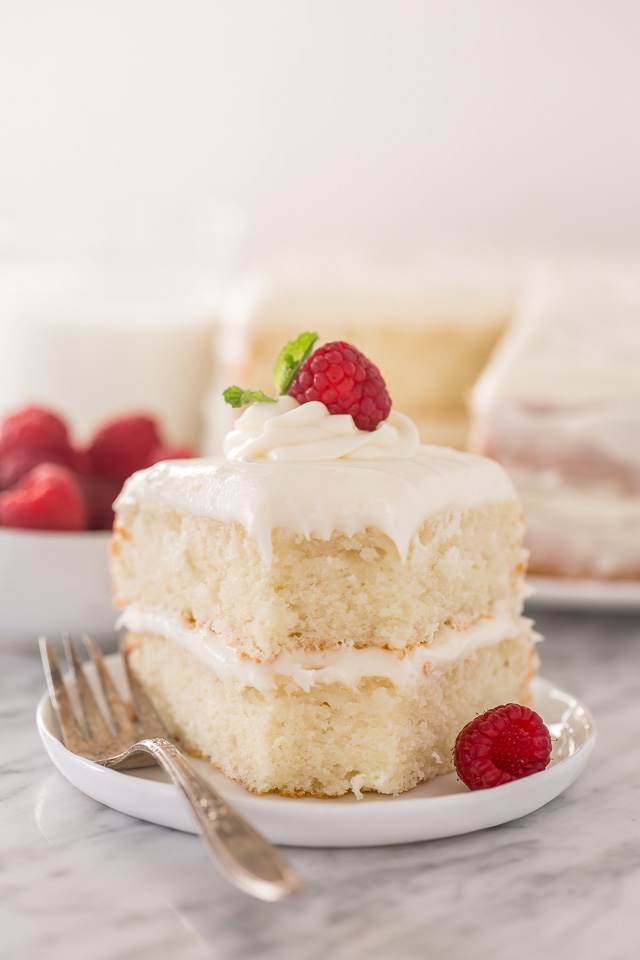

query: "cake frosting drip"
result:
(119, 604), (534, 693)
(222, 396), (420, 461)
(115, 442), (517, 563)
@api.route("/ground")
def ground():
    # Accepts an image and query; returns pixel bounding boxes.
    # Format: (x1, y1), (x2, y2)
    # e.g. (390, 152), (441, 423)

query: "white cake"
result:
(204, 248), (522, 452)
(470, 263), (640, 579)
(112, 392), (538, 798)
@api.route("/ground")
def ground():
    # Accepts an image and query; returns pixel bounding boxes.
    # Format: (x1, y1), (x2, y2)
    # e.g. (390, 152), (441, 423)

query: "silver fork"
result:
(39, 635), (302, 902)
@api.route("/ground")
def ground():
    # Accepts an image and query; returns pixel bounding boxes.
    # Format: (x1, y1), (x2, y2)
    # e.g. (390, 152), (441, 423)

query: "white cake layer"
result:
(220, 248), (522, 342)
(125, 629), (538, 797)
(118, 603), (536, 694)
(115, 442), (517, 564)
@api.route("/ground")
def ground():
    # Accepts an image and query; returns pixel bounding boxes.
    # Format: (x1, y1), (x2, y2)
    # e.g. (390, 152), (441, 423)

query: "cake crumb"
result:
(350, 773), (366, 800)
(359, 547), (378, 562)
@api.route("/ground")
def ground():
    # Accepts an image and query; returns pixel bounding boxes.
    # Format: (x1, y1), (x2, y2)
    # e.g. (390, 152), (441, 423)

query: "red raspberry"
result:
(288, 341), (391, 431)
(454, 703), (552, 790)
(0, 463), (87, 531)
(77, 473), (121, 530)
(88, 414), (161, 484)
(146, 442), (195, 467)
(0, 405), (70, 457)
(0, 446), (70, 491)
(70, 447), (93, 476)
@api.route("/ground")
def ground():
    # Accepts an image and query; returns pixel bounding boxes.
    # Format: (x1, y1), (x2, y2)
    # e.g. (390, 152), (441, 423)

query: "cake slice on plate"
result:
(111, 335), (538, 797)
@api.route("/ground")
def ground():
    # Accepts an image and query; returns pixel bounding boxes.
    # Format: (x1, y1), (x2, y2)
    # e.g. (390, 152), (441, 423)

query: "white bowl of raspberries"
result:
(0, 405), (193, 645)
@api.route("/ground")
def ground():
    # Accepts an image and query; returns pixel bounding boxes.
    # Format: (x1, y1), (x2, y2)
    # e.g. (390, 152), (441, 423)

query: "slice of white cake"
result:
(112, 381), (537, 797)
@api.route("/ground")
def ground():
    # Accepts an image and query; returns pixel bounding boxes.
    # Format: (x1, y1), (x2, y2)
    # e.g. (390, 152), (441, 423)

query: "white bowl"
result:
(0, 528), (116, 647)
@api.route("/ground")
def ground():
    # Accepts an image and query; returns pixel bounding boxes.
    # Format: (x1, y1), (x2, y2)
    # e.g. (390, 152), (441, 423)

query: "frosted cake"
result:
(112, 336), (538, 797)
(470, 265), (640, 580)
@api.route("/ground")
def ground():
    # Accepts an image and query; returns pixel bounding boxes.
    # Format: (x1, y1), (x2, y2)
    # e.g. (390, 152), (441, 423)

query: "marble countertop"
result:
(2, 608), (639, 960)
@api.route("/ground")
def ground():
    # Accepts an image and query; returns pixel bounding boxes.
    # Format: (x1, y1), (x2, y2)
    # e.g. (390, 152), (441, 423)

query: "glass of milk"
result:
(0, 202), (244, 447)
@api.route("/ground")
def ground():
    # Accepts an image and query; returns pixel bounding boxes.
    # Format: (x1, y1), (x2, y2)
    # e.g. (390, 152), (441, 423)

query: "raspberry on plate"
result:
(88, 415), (161, 485)
(0, 406), (71, 457)
(0, 463), (87, 531)
(288, 341), (391, 431)
(454, 703), (552, 790)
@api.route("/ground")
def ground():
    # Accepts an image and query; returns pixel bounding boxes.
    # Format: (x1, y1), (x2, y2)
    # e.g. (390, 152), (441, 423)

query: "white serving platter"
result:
(527, 575), (640, 612)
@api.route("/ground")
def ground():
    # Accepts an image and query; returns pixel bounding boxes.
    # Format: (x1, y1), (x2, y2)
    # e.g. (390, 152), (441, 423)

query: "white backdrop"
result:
(1, 0), (639, 253)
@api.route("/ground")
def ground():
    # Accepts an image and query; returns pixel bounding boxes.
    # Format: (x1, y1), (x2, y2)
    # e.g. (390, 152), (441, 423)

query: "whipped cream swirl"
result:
(222, 396), (420, 461)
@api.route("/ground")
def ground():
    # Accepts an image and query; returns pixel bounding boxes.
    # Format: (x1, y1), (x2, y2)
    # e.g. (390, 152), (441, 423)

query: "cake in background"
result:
(204, 248), (524, 452)
(469, 262), (640, 580)
(113, 335), (538, 798)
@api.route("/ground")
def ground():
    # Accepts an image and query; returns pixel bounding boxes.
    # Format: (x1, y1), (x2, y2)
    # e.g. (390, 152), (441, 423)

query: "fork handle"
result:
(107, 737), (302, 901)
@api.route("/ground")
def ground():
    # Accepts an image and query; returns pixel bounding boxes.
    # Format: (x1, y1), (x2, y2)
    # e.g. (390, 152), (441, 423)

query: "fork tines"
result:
(39, 635), (164, 760)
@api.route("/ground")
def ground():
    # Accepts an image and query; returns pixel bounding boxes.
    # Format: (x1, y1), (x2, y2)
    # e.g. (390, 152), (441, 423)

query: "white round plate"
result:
(527, 575), (640, 612)
(36, 657), (596, 847)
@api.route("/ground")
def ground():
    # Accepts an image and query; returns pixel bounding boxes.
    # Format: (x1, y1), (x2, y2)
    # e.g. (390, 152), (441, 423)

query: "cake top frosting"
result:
(115, 442), (517, 564)
(116, 332), (518, 562)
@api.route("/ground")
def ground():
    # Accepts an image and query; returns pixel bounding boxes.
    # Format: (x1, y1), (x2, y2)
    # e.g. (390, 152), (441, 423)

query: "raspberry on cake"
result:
(111, 335), (539, 798)
(288, 340), (391, 430)
(206, 248), (521, 452)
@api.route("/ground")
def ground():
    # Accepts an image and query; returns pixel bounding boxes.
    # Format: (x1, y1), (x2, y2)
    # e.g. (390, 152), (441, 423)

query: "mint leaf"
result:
(273, 331), (318, 395)
(223, 386), (276, 408)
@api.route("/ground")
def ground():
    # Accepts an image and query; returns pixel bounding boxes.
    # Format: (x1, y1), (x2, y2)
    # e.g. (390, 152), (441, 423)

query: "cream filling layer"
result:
(118, 605), (534, 693)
